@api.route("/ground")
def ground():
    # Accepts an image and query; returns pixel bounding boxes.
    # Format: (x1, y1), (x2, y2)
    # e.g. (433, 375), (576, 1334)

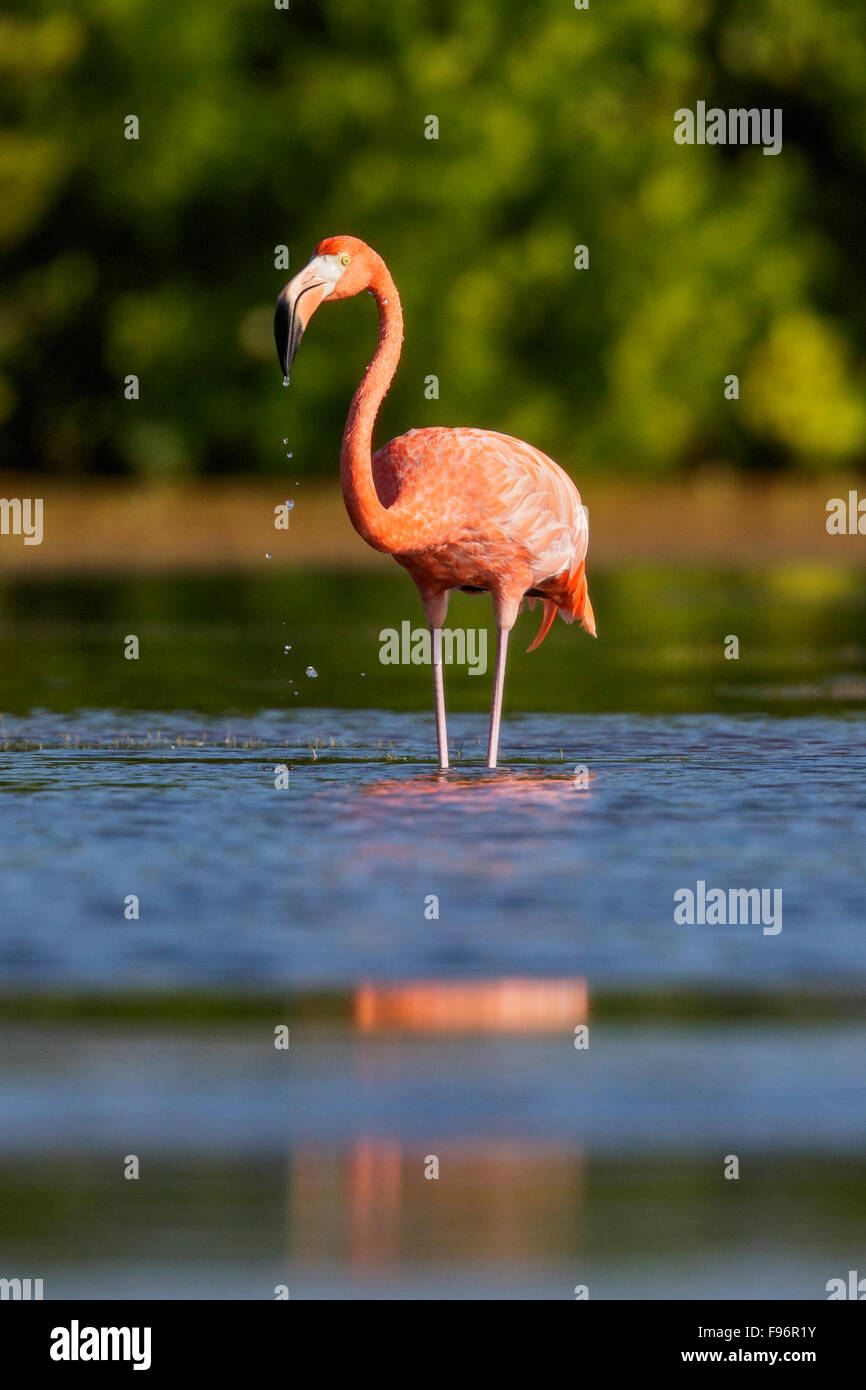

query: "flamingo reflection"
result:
(356, 977), (588, 1033)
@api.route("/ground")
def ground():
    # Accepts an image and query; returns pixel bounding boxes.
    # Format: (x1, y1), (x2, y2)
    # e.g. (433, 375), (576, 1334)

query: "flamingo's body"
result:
(275, 236), (595, 769)
(374, 426), (594, 648)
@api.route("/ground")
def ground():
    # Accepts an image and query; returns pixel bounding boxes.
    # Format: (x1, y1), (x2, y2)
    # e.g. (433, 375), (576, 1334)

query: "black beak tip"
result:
(274, 294), (291, 379)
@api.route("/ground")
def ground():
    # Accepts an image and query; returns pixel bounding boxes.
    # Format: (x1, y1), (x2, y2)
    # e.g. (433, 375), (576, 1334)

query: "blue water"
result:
(2, 704), (864, 1298)
(1, 709), (864, 990)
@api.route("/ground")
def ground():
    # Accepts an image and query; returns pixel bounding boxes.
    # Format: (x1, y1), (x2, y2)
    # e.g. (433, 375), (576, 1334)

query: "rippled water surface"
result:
(1, 709), (865, 989)
(1, 570), (864, 1298)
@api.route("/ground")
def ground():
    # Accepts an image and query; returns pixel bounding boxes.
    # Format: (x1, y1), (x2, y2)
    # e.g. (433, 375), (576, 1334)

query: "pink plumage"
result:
(374, 425), (595, 648)
(275, 236), (595, 769)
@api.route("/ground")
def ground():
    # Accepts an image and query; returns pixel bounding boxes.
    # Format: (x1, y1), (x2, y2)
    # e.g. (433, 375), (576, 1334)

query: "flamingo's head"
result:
(274, 236), (381, 382)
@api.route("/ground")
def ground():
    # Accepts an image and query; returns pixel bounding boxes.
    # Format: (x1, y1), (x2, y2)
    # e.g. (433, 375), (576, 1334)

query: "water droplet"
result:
(265, 553), (272, 559)
(283, 645), (291, 653)
(305, 666), (318, 678)
(283, 375), (290, 387)
(286, 499), (295, 511)
(286, 452), (293, 459)
(282, 438), (289, 445)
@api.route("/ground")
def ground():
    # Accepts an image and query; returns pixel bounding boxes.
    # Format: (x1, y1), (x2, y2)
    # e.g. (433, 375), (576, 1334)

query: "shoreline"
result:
(1, 474), (865, 574)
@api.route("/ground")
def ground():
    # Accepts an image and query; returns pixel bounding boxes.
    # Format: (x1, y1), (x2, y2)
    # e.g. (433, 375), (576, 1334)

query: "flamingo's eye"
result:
(340, 253), (350, 266)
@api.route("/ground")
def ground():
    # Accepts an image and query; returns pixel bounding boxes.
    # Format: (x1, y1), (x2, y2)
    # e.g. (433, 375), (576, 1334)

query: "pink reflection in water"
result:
(358, 769), (595, 811)
(355, 977), (588, 1033)
(290, 1140), (585, 1270)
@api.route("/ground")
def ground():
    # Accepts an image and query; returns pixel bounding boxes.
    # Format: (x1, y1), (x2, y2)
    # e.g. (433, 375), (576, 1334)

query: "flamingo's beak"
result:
(274, 262), (333, 383)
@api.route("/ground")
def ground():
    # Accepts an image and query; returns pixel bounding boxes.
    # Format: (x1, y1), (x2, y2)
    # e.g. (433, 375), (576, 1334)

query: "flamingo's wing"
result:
(474, 431), (595, 642)
(373, 427), (595, 640)
(477, 431), (589, 584)
(376, 428), (587, 577)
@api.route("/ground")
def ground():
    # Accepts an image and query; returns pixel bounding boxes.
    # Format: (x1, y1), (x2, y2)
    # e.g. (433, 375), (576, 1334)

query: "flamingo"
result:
(275, 236), (596, 770)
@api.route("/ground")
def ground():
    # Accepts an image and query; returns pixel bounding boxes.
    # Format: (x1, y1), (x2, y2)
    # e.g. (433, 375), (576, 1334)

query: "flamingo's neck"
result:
(340, 266), (405, 553)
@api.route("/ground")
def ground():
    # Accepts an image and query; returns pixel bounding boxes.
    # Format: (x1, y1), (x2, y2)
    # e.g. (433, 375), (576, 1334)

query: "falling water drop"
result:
(305, 666), (318, 679)
(283, 375), (290, 387)
(265, 553), (272, 559)
(283, 645), (292, 654)
(283, 438), (289, 445)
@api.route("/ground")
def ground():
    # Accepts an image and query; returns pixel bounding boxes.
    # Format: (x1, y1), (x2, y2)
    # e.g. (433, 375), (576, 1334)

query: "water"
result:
(1, 568), (864, 1298)
(1, 709), (864, 990)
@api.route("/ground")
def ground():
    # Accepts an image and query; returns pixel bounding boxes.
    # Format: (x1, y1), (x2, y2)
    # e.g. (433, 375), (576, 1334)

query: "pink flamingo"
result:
(275, 236), (596, 770)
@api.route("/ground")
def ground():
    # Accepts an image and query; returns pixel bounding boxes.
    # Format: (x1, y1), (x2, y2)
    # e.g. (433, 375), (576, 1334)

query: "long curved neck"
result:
(340, 265), (406, 553)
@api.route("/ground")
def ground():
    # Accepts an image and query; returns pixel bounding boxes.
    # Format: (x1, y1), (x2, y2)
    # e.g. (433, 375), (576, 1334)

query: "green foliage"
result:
(2, 0), (865, 478)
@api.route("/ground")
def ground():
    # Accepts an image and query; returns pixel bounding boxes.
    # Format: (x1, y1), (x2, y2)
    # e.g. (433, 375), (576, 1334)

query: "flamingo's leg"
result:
(420, 589), (450, 770)
(486, 626), (510, 769)
(432, 633), (449, 770)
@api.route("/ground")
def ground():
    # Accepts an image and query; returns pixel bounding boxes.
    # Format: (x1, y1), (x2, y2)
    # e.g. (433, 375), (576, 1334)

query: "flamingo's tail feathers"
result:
(525, 562), (596, 651)
(561, 561), (597, 638)
(527, 599), (558, 653)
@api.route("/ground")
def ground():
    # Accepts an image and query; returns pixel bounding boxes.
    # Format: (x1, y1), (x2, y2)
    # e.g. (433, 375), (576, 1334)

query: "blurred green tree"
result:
(1, 0), (865, 480)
